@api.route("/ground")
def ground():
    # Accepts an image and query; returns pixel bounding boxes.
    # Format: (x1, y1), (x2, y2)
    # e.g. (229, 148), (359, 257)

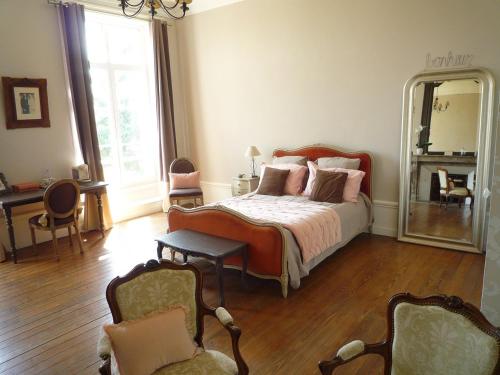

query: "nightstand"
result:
(232, 176), (259, 196)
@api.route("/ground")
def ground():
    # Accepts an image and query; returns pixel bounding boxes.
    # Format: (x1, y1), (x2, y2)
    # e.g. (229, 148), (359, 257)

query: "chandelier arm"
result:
(122, 0), (145, 7)
(158, 1), (186, 19)
(121, 1), (147, 17)
(158, 0), (181, 10)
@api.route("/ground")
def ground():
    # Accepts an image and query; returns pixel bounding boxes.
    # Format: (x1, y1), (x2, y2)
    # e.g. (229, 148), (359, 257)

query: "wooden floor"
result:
(0, 213), (484, 375)
(408, 201), (473, 241)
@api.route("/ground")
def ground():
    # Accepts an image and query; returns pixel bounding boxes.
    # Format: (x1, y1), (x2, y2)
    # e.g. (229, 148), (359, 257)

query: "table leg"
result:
(156, 243), (164, 260)
(95, 191), (105, 238)
(4, 206), (17, 264)
(241, 248), (248, 288)
(216, 258), (225, 307)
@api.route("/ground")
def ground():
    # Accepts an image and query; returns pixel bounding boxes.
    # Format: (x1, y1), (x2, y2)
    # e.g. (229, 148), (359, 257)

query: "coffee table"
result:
(155, 229), (248, 306)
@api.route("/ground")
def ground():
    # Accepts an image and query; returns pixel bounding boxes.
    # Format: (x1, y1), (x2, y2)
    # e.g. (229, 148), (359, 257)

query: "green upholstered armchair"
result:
(319, 293), (500, 375)
(97, 259), (248, 375)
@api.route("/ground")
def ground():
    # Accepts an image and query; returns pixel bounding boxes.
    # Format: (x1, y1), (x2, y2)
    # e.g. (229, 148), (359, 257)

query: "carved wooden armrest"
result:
(204, 307), (249, 375)
(318, 341), (388, 375)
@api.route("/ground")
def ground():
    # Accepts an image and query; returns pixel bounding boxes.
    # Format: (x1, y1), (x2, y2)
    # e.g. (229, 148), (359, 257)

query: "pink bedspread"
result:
(216, 195), (342, 264)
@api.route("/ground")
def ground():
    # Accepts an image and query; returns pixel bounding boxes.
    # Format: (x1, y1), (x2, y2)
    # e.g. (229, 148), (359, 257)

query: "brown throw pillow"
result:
(309, 170), (348, 203)
(256, 167), (290, 196)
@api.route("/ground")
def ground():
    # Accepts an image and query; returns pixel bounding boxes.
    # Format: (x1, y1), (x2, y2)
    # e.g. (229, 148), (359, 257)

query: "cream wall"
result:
(0, 0), (76, 183)
(176, 0), (500, 236)
(429, 93), (479, 152)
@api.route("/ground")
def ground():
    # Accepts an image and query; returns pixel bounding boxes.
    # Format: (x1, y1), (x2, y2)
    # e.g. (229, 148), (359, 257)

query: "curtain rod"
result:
(47, 0), (174, 24)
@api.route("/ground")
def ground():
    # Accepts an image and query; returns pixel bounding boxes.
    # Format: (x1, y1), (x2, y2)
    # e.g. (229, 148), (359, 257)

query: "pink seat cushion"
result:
(169, 171), (201, 190)
(261, 163), (308, 195)
(303, 161), (365, 202)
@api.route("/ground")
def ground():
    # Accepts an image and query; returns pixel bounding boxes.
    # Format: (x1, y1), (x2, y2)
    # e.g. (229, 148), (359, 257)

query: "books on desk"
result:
(12, 182), (42, 193)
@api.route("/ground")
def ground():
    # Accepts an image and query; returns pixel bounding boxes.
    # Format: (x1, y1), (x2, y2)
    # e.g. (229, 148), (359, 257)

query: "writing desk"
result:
(0, 181), (108, 263)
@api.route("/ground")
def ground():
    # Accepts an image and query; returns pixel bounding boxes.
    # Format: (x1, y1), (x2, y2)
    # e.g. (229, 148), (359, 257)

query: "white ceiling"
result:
(188, 0), (246, 15)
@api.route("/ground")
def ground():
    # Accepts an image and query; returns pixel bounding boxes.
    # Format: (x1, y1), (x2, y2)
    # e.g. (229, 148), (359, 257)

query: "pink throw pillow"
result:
(261, 163), (307, 195)
(104, 307), (197, 375)
(303, 162), (365, 202)
(169, 171), (200, 190)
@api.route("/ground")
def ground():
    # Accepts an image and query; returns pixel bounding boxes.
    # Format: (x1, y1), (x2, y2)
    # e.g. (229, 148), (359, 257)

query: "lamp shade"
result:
(245, 146), (261, 158)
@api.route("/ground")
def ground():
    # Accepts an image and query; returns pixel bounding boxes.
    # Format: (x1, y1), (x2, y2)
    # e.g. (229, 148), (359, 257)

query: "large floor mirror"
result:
(398, 68), (496, 252)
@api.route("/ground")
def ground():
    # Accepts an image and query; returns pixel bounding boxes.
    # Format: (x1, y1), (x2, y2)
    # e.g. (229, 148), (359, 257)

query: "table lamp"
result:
(245, 146), (261, 177)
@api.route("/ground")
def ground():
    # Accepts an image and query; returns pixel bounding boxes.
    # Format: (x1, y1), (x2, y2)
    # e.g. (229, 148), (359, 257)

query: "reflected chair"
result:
(437, 167), (472, 208)
(169, 158), (204, 207)
(318, 293), (500, 375)
(97, 259), (248, 375)
(29, 179), (84, 261)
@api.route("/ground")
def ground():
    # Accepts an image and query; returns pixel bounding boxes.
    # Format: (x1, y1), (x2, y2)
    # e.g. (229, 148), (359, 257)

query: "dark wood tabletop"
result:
(155, 229), (247, 258)
(0, 181), (108, 208)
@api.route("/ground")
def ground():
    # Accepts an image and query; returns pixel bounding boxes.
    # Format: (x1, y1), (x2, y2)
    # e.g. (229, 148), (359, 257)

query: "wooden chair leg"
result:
(67, 226), (74, 249)
(30, 225), (38, 255)
(73, 222), (84, 255)
(51, 229), (59, 261)
(200, 196), (204, 206)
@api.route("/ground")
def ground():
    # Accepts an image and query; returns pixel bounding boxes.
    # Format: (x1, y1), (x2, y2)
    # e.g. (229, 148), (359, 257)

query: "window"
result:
(85, 12), (162, 221)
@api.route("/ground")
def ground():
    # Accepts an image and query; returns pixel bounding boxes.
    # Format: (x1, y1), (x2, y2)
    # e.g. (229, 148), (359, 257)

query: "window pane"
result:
(90, 67), (117, 172)
(86, 21), (107, 63)
(107, 25), (143, 65)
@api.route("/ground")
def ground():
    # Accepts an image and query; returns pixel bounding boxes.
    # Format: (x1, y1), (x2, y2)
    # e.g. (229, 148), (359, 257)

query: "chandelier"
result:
(119, 0), (192, 19)
(433, 96), (450, 113)
(432, 86), (450, 113)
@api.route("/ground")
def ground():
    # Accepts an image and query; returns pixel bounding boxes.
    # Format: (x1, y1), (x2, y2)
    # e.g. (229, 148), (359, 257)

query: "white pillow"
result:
(272, 156), (307, 166)
(317, 157), (360, 170)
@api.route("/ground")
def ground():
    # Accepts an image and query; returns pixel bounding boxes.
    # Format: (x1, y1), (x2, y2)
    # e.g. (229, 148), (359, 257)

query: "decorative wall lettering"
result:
(425, 51), (473, 70)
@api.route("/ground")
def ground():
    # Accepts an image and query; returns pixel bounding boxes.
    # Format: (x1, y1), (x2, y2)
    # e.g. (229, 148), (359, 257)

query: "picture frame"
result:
(1, 77), (50, 129)
(0, 173), (11, 195)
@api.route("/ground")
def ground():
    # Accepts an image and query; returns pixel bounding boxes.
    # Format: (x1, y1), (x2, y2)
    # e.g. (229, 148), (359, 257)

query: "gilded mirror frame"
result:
(398, 68), (496, 253)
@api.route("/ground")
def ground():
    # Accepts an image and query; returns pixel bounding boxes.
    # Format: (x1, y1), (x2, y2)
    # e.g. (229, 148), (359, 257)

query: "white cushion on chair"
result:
(391, 303), (498, 375)
(449, 187), (469, 196)
(336, 340), (365, 361)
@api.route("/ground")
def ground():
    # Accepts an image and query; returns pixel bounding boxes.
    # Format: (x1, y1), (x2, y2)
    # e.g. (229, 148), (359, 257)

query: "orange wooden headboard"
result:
(273, 144), (373, 200)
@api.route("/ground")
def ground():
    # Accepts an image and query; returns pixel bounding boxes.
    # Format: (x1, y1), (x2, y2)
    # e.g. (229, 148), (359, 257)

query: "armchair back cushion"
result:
(392, 302), (499, 375)
(114, 269), (198, 338)
(104, 307), (197, 375)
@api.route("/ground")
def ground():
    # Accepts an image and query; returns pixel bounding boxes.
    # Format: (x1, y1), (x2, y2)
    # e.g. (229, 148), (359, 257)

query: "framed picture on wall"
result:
(1, 77), (50, 129)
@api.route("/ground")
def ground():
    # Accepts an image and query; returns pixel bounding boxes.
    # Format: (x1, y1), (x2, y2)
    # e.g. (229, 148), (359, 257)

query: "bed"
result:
(168, 145), (373, 297)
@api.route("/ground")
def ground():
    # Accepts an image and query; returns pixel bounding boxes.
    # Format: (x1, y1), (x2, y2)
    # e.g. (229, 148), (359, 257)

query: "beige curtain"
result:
(152, 20), (177, 211)
(58, 4), (112, 231)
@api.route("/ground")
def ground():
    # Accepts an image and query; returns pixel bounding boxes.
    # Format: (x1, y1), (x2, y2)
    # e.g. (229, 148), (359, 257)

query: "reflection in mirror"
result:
(399, 68), (496, 253)
(408, 79), (479, 243)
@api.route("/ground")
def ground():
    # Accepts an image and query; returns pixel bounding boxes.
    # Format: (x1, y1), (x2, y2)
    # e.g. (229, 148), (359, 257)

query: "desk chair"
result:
(169, 158), (204, 207)
(29, 179), (83, 261)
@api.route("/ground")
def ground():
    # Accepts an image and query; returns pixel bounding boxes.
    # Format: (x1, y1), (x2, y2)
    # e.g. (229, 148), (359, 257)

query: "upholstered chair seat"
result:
(169, 188), (203, 198)
(153, 350), (237, 375)
(319, 294), (500, 375)
(440, 187), (469, 196)
(98, 260), (248, 375)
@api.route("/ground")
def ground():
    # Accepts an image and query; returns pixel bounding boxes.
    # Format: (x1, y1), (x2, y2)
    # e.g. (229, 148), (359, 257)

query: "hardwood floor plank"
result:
(0, 213), (485, 374)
